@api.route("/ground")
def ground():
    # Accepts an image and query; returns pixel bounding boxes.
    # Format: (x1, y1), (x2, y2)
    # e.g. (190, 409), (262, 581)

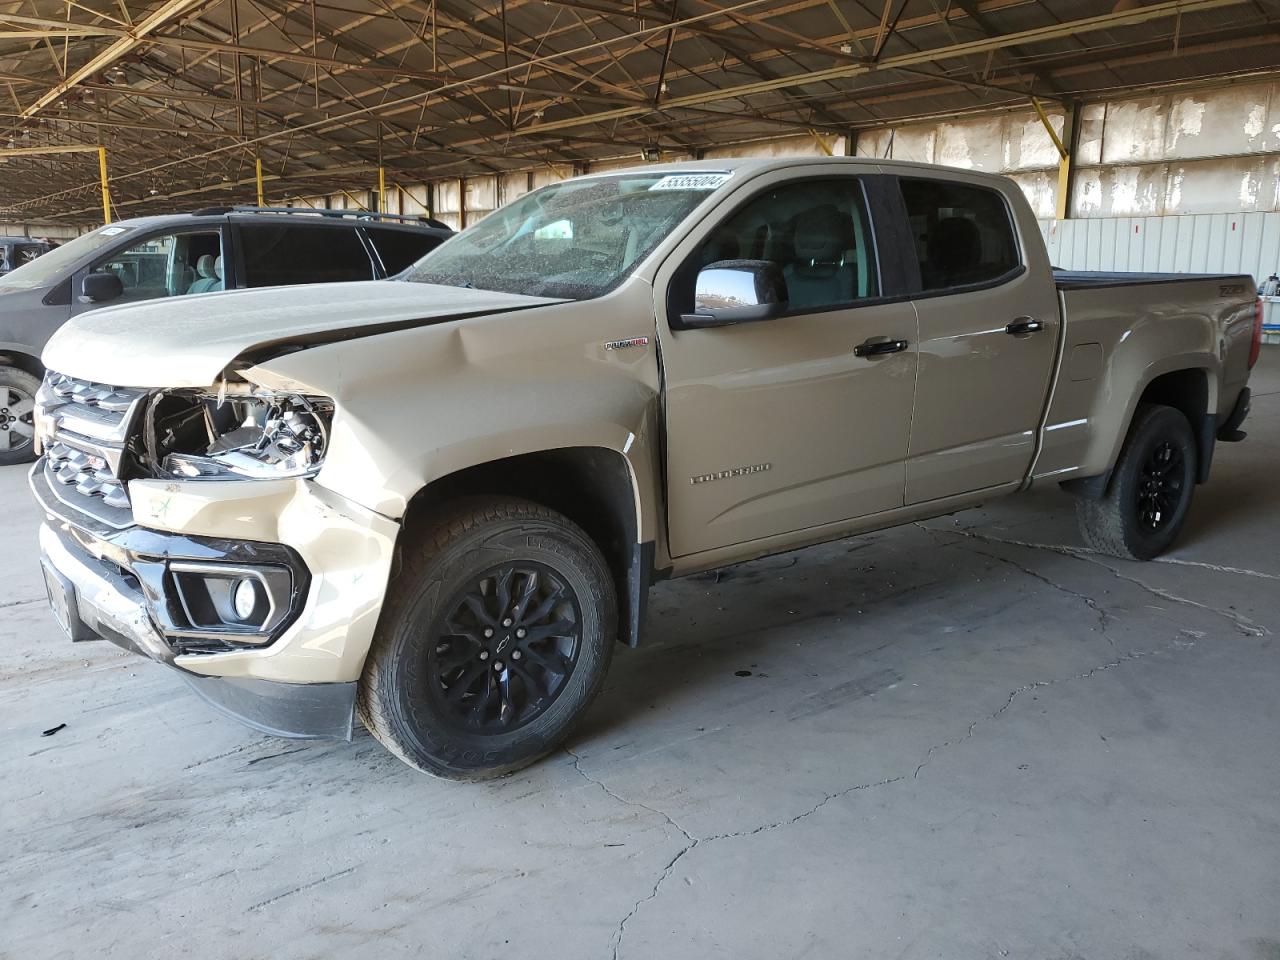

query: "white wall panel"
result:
(1040, 211), (1280, 282)
(705, 133), (841, 158)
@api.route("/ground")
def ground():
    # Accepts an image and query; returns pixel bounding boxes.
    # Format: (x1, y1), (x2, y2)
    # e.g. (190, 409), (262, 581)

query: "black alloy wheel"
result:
(1135, 440), (1185, 532)
(358, 497), (616, 779)
(429, 563), (582, 734)
(1075, 403), (1197, 560)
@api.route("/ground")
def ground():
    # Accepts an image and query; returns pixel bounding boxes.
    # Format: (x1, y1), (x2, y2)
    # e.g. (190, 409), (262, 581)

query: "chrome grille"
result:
(37, 372), (147, 529)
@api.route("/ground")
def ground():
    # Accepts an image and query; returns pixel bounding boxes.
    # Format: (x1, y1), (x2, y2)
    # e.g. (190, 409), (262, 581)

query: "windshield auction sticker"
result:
(648, 173), (733, 191)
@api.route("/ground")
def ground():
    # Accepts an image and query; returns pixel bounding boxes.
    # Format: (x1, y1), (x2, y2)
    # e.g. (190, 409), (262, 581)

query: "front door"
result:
(658, 174), (919, 558)
(898, 175), (1061, 504)
(72, 227), (226, 314)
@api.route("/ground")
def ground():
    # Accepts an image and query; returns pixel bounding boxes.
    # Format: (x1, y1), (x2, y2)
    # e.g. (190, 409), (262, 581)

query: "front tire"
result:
(1075, 403), (1197, 560)
(0, 365), (39, 467)
(358, 497), (616, 779)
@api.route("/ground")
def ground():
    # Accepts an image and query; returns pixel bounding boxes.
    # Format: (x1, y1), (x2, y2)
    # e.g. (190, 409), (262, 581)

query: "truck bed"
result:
(1032, 269), (1258, 486)
(1053, 269), (1253, 291)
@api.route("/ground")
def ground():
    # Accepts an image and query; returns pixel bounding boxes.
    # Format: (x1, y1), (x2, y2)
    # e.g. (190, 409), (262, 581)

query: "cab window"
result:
(90, 231), (223, 304)
(899, 178), (1020, 291)
(691, 178), (879, 313)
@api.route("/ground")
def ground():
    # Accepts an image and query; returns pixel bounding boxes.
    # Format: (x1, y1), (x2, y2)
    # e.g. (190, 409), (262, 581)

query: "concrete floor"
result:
(4, 350), (1279, 960)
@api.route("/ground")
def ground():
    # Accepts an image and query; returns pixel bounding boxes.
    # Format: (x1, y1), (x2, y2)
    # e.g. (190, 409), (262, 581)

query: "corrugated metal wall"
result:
(1038, 212), (1280, 283)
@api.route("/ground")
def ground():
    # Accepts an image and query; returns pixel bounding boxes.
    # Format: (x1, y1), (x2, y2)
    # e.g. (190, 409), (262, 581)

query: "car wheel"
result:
(1075, 403), (1197, 560)
(0, 366), (40, 467)
(358, 496), (617, 779)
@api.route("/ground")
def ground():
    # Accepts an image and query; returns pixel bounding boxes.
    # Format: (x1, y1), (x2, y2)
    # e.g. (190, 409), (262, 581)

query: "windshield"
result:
(0, 225), (135, 292)
(403, 171), (731, 299)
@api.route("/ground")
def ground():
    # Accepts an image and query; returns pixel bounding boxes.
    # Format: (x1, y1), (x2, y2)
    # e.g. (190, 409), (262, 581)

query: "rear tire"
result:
(0, 365), (39, 467)
(1075, 403), (1197, 560)
(358, 497), (616, 779)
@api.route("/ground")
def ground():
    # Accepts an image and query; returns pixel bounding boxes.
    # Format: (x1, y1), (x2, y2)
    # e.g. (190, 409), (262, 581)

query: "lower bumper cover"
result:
(36, 488), (355, 741)
(179, 672), (355, 740)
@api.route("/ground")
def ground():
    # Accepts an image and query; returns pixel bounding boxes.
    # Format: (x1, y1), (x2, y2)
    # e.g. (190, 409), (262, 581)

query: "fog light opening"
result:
(169, 561), (290, 641)
(233, 577), (261, 622)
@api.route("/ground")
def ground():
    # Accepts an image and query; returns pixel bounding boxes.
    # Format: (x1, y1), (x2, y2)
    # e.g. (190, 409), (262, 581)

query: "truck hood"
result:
(41, 280), (564, 388)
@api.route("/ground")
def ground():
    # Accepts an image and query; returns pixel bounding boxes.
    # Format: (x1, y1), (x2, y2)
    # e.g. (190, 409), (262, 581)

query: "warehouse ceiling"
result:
(1, 0), (1278, 221)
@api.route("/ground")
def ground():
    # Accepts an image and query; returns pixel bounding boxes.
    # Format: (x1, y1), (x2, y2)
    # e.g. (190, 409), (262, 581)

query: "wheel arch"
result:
(1063, 361), (1217, 499)
(398, 445), (657, 647)
(0, 348), (45, 381)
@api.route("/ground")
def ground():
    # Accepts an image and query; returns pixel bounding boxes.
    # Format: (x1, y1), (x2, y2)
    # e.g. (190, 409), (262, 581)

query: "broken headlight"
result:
(149, 388), (334, 481)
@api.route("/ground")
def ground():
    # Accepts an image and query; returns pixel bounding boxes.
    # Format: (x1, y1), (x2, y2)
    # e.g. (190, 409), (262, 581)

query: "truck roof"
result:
(583, 155), (1017, 188)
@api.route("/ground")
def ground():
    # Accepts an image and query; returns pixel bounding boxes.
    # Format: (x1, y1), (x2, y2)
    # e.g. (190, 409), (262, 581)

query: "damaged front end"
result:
(31, 369), (398, 740)
(143, 384), (334, 481)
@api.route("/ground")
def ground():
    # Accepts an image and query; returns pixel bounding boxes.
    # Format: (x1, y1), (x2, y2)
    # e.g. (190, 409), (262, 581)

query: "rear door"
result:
(898, 174), (1060, 504)
(657, 171), (919, 558)
(235, 222), (378, 288)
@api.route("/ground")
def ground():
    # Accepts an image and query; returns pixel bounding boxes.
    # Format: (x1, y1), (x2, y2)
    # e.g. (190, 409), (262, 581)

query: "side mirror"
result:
(680, 259), (789, 328)
(80, 271), (123, 304)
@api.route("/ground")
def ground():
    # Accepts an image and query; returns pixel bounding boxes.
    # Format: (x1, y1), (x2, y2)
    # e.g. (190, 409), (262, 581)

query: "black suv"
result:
(0, 207), (452, 464)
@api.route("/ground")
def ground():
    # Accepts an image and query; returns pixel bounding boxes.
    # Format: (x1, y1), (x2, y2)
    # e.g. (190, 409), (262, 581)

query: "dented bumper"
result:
(32, 460), (399, 737)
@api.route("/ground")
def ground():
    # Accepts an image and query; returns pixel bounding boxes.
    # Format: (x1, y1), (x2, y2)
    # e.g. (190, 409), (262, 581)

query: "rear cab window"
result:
(239, 224), (375, 288)
(899, 178), (1021, 292)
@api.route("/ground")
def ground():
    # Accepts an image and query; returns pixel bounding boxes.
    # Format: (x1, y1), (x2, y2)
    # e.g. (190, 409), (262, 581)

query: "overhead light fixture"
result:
(641, 145), (661, 162)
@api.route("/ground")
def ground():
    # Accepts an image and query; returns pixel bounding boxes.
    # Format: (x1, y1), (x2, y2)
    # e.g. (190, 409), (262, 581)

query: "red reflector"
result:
(1250, 297), (1263, 369)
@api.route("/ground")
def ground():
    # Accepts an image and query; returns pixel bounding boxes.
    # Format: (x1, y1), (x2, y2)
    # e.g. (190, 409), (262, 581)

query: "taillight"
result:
(1250, 297), (1264, 370)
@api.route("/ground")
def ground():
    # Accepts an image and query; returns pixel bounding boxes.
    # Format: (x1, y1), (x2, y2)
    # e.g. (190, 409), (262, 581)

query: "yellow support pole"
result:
(255, 157), (265, 206)
(378, 166), (386, 214)
(1031, 96), (1072, 221)
(1055, 154), (1073, 222)
(98, 146), (111, 224)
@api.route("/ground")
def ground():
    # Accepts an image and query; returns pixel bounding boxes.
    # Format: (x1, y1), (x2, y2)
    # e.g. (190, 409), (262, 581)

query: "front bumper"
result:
(32, 460), (398, 739)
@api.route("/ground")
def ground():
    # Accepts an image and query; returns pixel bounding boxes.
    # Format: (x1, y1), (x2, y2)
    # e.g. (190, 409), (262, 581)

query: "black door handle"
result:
(854, 338), (909, 358)
(1006, 316), (1045, 336)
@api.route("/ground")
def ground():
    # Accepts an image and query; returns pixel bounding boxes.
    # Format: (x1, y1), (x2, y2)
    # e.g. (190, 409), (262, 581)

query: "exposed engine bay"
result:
(142, 383), (334, 481)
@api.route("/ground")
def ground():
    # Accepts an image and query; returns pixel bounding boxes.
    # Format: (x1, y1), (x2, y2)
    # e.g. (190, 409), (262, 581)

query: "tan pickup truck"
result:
(31, 158), (1261, 778)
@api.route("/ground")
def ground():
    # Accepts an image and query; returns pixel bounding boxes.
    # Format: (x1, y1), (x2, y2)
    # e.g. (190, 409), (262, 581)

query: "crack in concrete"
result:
(913, 638), (1194, 780)
(579, 520), (1264, 956)
(936, 522), (1280, 583)
(1076, 552), (1268, 637)
(926, 525), (1268, 637)
(247, 866), (357, 912)
(564, 746), (695, 844)
(610, 842), (697, 960)
(918, 524), (1116, 649)
(0, 597), (45, 610)
(565, 746), (698, 960)
(701, 775), (906, 843)
(567, 746), (901, 959)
